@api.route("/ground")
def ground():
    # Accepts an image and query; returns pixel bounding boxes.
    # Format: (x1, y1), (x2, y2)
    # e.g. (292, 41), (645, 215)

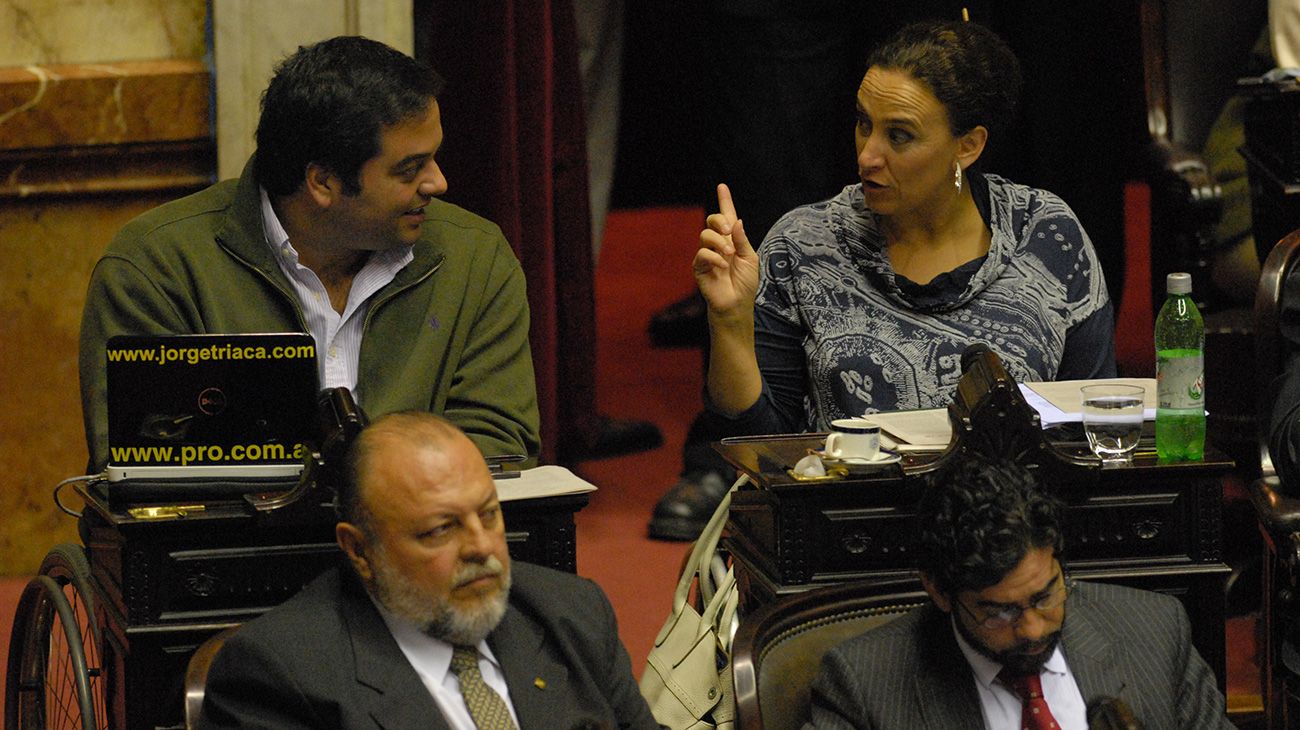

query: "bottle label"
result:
(1157, 355), (1204, 410)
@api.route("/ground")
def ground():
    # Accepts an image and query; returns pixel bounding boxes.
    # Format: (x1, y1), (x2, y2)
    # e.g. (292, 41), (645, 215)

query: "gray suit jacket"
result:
(198, 561), (660, 729)
(805, 581), (1232, 729)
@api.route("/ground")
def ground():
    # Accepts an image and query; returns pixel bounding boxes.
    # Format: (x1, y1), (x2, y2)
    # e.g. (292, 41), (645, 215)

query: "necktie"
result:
(999, 669), (1061, 730)
(450, 645), (518, 730)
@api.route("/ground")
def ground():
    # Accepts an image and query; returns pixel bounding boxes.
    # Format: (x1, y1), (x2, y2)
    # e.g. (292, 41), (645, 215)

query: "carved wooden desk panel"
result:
(717, 434), (1232, 690)
(76, 482), (587, 730)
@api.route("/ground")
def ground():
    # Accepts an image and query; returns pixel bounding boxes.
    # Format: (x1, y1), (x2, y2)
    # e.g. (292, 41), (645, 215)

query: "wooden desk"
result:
(76, 479), (587, 730)
(716, 433), (1233, 692)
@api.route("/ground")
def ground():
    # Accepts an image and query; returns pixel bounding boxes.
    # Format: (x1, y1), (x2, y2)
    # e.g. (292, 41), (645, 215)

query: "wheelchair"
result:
(6, 542), (107, 729)
(5, 388), (366, 729)
(4, 390), (568, 728)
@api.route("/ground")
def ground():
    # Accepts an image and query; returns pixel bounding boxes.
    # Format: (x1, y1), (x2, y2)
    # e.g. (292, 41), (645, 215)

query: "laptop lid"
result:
(105, 333), (320, 470)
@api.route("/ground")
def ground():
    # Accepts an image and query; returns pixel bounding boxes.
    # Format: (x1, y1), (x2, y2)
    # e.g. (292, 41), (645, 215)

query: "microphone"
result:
(960, 342), (993, 374)
(1087, 696), (1142, 729)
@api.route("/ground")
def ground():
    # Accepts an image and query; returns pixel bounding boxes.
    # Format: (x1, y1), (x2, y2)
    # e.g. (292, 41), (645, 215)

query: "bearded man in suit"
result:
(806, 456), (1232, 729)
(198, 411), (659, 729)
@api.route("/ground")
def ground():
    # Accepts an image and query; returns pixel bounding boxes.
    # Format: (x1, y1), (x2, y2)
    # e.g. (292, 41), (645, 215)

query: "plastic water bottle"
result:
(1154, 272), (1205, 461)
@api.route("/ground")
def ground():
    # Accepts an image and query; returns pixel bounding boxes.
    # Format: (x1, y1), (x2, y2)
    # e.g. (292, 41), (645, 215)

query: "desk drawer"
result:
(1066, 491), (1194, 561)
(728, 474), (1220, 587)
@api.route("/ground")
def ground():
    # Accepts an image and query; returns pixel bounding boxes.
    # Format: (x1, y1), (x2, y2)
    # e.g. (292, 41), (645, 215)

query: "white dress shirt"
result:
(951, 618), (1087, 730)
(260, 187), (413, 403)
(375, 600), (521, 730)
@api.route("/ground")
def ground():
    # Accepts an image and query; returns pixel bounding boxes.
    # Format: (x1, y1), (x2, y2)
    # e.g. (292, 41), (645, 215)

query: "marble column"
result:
(212, 0), (413, 179)
(0, 0), (211, 575)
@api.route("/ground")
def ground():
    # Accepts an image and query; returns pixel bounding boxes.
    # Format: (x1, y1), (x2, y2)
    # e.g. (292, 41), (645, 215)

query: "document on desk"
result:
(869, 378), (1158, 449)
(495, 465), (597, 502)
(871, 409), (952, 450)
(1020, 378), (1157, 426)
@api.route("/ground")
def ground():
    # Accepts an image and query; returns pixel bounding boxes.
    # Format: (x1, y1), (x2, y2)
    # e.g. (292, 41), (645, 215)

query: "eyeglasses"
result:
(955, 571), (1072, 630)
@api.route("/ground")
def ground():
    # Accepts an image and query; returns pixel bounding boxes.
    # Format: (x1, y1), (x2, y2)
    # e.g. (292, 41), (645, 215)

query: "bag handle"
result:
(707, 564), (740, 654)
(698, 566), (736, 629)
(671, 474), (748, 615)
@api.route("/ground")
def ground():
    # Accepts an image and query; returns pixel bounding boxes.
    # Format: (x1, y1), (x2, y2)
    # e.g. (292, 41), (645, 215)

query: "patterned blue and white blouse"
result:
(711, 172), (1116, 435)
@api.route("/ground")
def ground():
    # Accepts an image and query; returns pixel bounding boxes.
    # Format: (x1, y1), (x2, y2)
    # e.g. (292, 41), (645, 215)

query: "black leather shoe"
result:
(647, 469), (731, 541)
(569, 415), (663, 462)
(647, 291), (707, 349)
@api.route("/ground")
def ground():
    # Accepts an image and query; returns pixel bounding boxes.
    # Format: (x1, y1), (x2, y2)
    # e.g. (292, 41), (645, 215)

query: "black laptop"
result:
(104, 332), (320, 481)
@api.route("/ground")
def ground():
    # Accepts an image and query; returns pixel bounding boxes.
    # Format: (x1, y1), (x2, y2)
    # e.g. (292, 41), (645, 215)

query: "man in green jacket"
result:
(79, 36), (540, 471)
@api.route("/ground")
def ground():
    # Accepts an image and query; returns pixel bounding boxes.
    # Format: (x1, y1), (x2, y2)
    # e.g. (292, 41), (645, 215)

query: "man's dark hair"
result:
(914, 455), (1064, 596)
(255, 35), (445, 197)
(866, 20), (1022, 141)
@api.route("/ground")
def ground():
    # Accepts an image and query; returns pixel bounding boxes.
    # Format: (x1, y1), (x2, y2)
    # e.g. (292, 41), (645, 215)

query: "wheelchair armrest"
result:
(1144, 140), (1224, 224)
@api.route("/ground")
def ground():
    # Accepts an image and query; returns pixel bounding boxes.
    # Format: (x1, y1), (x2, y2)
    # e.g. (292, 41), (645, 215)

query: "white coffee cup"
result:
(824, 418), (881, 461)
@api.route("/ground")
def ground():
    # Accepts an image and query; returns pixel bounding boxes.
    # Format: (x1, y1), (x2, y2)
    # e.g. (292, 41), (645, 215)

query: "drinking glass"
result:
(1080, 384), (1146, 464)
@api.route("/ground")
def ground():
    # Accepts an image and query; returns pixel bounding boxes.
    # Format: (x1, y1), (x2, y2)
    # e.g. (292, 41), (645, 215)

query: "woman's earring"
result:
(953, 161), (963, 192)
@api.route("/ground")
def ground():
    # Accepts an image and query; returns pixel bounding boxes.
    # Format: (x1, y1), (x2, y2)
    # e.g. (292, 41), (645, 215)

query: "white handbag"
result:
(639, 475), (745, 730)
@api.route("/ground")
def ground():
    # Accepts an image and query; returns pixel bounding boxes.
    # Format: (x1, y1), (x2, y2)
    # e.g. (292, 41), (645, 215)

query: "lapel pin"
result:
(534, 678), (547, 690)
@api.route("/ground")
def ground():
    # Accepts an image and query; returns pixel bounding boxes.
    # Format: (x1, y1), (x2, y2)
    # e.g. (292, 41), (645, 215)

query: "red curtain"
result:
(422, 0), (597, 465)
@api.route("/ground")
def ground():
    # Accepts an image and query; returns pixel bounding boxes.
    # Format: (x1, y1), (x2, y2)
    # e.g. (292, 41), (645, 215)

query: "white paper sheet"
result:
(867, 378), (1159, 447)
(870, 409), (952, 450)
(495, 465), (597, 502)
(1019, 378), (1156, 426)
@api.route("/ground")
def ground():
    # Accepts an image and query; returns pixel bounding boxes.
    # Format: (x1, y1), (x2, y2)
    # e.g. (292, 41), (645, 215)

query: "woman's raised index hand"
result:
(712, 183), (753, 258)
(717, 183), (738, 227)
(694, 181), (760, 319)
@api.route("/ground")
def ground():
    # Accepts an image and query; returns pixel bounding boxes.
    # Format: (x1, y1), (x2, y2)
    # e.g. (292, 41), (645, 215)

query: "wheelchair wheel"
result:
(39, 543), (103, 659)
(39, 543), (107, 728)
(5, 545), (106, 729)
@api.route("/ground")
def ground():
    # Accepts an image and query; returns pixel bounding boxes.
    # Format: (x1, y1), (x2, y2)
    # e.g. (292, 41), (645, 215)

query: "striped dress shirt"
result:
(259, 187), (413, 404)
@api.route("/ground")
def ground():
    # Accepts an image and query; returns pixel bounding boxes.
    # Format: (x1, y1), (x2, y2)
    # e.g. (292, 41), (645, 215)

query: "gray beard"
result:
(371, 553), (511, 645)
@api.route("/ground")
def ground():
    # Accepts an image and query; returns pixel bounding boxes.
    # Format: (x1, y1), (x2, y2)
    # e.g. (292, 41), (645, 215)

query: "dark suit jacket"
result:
(198, 561), (661, 729)
(805, 581), (1232, 730)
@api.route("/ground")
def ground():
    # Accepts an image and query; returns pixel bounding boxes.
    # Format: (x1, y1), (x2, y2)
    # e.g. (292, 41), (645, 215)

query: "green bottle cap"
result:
(1166, 272), (1191, 295)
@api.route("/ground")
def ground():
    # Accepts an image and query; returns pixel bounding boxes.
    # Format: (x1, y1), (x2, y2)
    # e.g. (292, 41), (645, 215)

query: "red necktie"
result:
(1000, 669), (1061, 730)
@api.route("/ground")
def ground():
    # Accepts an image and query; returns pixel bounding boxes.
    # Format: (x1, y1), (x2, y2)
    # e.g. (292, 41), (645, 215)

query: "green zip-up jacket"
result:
(79, 160), (540, 471)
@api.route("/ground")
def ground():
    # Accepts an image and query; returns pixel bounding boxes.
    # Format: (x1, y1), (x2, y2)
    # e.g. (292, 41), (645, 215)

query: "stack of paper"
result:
(496, 465), (597, 502)
(871, 409), (951, 451)
(1019, 378), (1156, 427)
(869, 378), (1158, 449)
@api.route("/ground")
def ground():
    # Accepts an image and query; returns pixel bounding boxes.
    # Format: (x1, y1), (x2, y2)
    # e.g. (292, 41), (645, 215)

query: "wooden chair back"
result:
(731, 577), (925, 730)
(184, 626), (239, 729)
(1254, 228), (1300, 480)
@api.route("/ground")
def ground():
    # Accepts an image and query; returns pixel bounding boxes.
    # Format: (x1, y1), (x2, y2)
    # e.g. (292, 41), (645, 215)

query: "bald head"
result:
(338, 411), (486, 533)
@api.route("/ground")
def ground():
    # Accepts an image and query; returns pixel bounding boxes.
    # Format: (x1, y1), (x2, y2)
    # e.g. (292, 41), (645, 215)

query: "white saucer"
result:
(815, 449), (901, 466)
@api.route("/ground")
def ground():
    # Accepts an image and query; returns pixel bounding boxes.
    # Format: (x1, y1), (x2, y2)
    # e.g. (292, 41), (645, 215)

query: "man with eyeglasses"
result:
(805, 455), (1232, 729)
